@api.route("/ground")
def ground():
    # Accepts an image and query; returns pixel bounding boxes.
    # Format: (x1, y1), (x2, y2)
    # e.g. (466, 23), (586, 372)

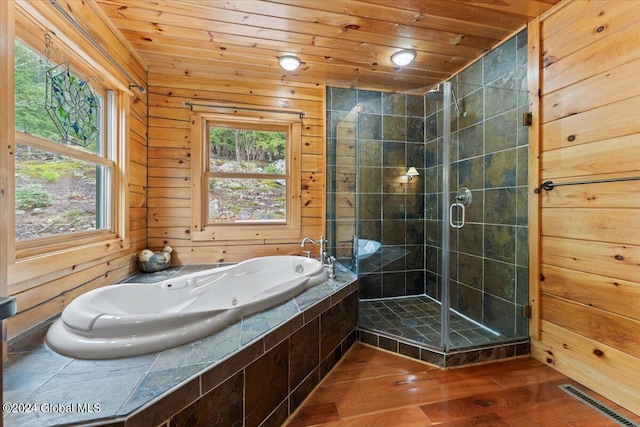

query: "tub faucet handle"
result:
(325, 255), (337, 280)
(303, 250), (311, 258)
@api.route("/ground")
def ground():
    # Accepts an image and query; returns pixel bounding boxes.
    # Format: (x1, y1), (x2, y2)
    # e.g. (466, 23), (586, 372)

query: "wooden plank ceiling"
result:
(97, 0), (562, 94)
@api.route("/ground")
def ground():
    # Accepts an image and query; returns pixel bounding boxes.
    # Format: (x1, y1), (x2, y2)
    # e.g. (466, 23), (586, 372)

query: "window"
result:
(191, 111), (302, 241)
(12, 28), (127, 259)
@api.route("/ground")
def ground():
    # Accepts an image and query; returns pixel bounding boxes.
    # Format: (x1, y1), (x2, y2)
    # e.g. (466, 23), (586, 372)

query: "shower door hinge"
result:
(521, 304), (532, 318)
(522, 112), (533, 126)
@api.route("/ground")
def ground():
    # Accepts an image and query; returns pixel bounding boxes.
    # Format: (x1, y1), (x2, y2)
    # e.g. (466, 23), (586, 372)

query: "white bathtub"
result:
(46, 256), (327, 359)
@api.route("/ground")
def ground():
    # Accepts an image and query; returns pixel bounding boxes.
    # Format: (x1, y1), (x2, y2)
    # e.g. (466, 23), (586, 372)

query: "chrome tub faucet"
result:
(301, 236), (336, 279)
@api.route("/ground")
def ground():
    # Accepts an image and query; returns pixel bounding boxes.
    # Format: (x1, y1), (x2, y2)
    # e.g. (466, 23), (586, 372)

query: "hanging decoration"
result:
(43, 34), (100, 147)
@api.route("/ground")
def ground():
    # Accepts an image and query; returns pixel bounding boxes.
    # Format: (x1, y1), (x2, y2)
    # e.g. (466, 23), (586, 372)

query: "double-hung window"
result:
(12, 21), (128, 268)
(190, 111), (302, 241)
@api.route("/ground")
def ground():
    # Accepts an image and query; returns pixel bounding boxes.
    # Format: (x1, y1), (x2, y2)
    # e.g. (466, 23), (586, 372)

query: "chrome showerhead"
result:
(425, 84), (443, 100)
(425, 84), (467, 117)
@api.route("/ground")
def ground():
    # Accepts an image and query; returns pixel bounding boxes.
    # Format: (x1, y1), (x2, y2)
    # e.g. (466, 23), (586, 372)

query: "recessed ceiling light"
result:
(391, 49), (416, 67)
(278, 55), (301, 71)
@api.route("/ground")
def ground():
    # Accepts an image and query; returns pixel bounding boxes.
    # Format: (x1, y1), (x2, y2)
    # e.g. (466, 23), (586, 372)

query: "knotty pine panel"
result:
(541, 1), (640, 70)
(535, 0), (640, 414)
(148, 106), (192, 123)
(271, 0), (517, 40)
(147, 147), (190, 162)
(147, 196), (192, 209)
(302, 137), (325, 155)
(541, 96), (640, 151)
(541, 135), (640, 179)
(541, 294), (640, 359)
(542, 10), (640, 94)
(148, 73), (324, 102)
(148, 167), (194, 179)
(540, 0), (607, 40)
(128, 162), (147, 188)
(540, 264), (640, 320)
(147, 157), (190, 170)
(170, 243), (306, 265)
(301, 171), (323, 188)
(541, 208), (640, 245)
(541, 58), (640, 123)
(148, 176), (191, 189)
(148, 207), (192, 221)
(148, 217), (192, 229)
(8, 253), (137, 338)
(147, 227), (191, 242)
(301, 154), (325, 173)
(147, 187), (191, 201)
(130, 192), (146, 209)
(147, 89), (323, 114)
(129, 206), (146, 222)
(532, 321), (640, 415)
(130, 139), (148, 166)
(148, 127), (190, 145)
(540, 237), (640, 290)
(10, 253), (136, 314)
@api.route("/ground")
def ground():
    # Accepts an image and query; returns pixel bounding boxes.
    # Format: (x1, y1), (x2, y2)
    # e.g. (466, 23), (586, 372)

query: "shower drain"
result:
(559, 384), (638, 427)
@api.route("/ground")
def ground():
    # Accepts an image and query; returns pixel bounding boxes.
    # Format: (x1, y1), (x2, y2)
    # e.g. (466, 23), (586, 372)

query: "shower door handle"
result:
(449, 202), (465, 229)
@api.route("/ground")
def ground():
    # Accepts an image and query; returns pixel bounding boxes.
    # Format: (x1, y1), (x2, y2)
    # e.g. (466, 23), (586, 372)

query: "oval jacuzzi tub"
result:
(46, 256), (327, 359)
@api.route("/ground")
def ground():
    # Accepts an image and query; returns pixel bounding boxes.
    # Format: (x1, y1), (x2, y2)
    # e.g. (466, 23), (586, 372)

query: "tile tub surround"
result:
(4, 264), (359, 427)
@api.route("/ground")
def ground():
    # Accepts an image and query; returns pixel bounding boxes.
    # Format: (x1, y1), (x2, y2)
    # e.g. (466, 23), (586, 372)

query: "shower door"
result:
(328, 103), (360, 273)
(442, 70), (531, 351)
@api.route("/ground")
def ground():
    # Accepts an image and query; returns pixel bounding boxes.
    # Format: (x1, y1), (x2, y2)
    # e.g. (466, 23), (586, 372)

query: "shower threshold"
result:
(358, 295), (530, 367)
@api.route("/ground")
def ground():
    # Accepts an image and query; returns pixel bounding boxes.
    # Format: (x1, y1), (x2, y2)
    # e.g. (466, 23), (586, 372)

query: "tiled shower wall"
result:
(327, 89), (427, 299)
(425, 29), (530, 338)
(327, 28), (529, 342)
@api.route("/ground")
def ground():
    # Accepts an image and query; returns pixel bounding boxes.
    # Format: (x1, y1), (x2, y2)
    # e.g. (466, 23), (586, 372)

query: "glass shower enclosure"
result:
(327, 29), (531, 357)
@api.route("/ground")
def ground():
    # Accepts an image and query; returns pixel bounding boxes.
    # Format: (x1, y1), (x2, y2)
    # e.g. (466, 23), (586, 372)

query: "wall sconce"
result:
(391, 49), (416, 67)
(406, 166), (419, 181)
(278, 55), (301, 71)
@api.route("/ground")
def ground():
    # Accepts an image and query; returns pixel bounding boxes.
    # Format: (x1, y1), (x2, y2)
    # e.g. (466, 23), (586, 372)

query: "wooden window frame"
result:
(190, 110), (302, 242)
(8, 7), (130, 295)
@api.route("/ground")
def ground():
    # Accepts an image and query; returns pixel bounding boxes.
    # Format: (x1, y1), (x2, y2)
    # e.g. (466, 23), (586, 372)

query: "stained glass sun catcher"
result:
(45, 62), (100, 147)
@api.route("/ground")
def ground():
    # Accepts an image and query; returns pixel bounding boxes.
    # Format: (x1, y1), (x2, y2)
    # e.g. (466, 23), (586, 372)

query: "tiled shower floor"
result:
(359, 295), (499, 348)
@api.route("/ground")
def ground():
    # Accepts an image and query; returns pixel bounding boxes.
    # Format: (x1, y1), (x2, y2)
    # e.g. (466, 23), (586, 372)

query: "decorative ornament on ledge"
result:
(138, 246), (173, 273)
(45, 62), (100, 147)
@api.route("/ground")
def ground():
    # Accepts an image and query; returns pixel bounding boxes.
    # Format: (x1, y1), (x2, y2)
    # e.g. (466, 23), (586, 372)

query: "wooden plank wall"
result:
(532, 0), (640, 414)
(6, 0), (148, 339)
(146, 72), (325, 264)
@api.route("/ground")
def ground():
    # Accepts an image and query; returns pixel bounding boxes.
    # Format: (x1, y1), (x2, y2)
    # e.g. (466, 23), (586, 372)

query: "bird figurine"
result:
(138, 246), (173, 273)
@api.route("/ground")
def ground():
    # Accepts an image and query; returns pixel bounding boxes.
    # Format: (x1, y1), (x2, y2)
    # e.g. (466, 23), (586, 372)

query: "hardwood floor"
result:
(285, 343), (640, 426)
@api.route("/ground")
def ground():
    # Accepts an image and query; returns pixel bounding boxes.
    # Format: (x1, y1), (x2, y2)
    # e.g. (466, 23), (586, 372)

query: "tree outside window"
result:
(207, 126), (287, 224)
(14, 39), (115, 245)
